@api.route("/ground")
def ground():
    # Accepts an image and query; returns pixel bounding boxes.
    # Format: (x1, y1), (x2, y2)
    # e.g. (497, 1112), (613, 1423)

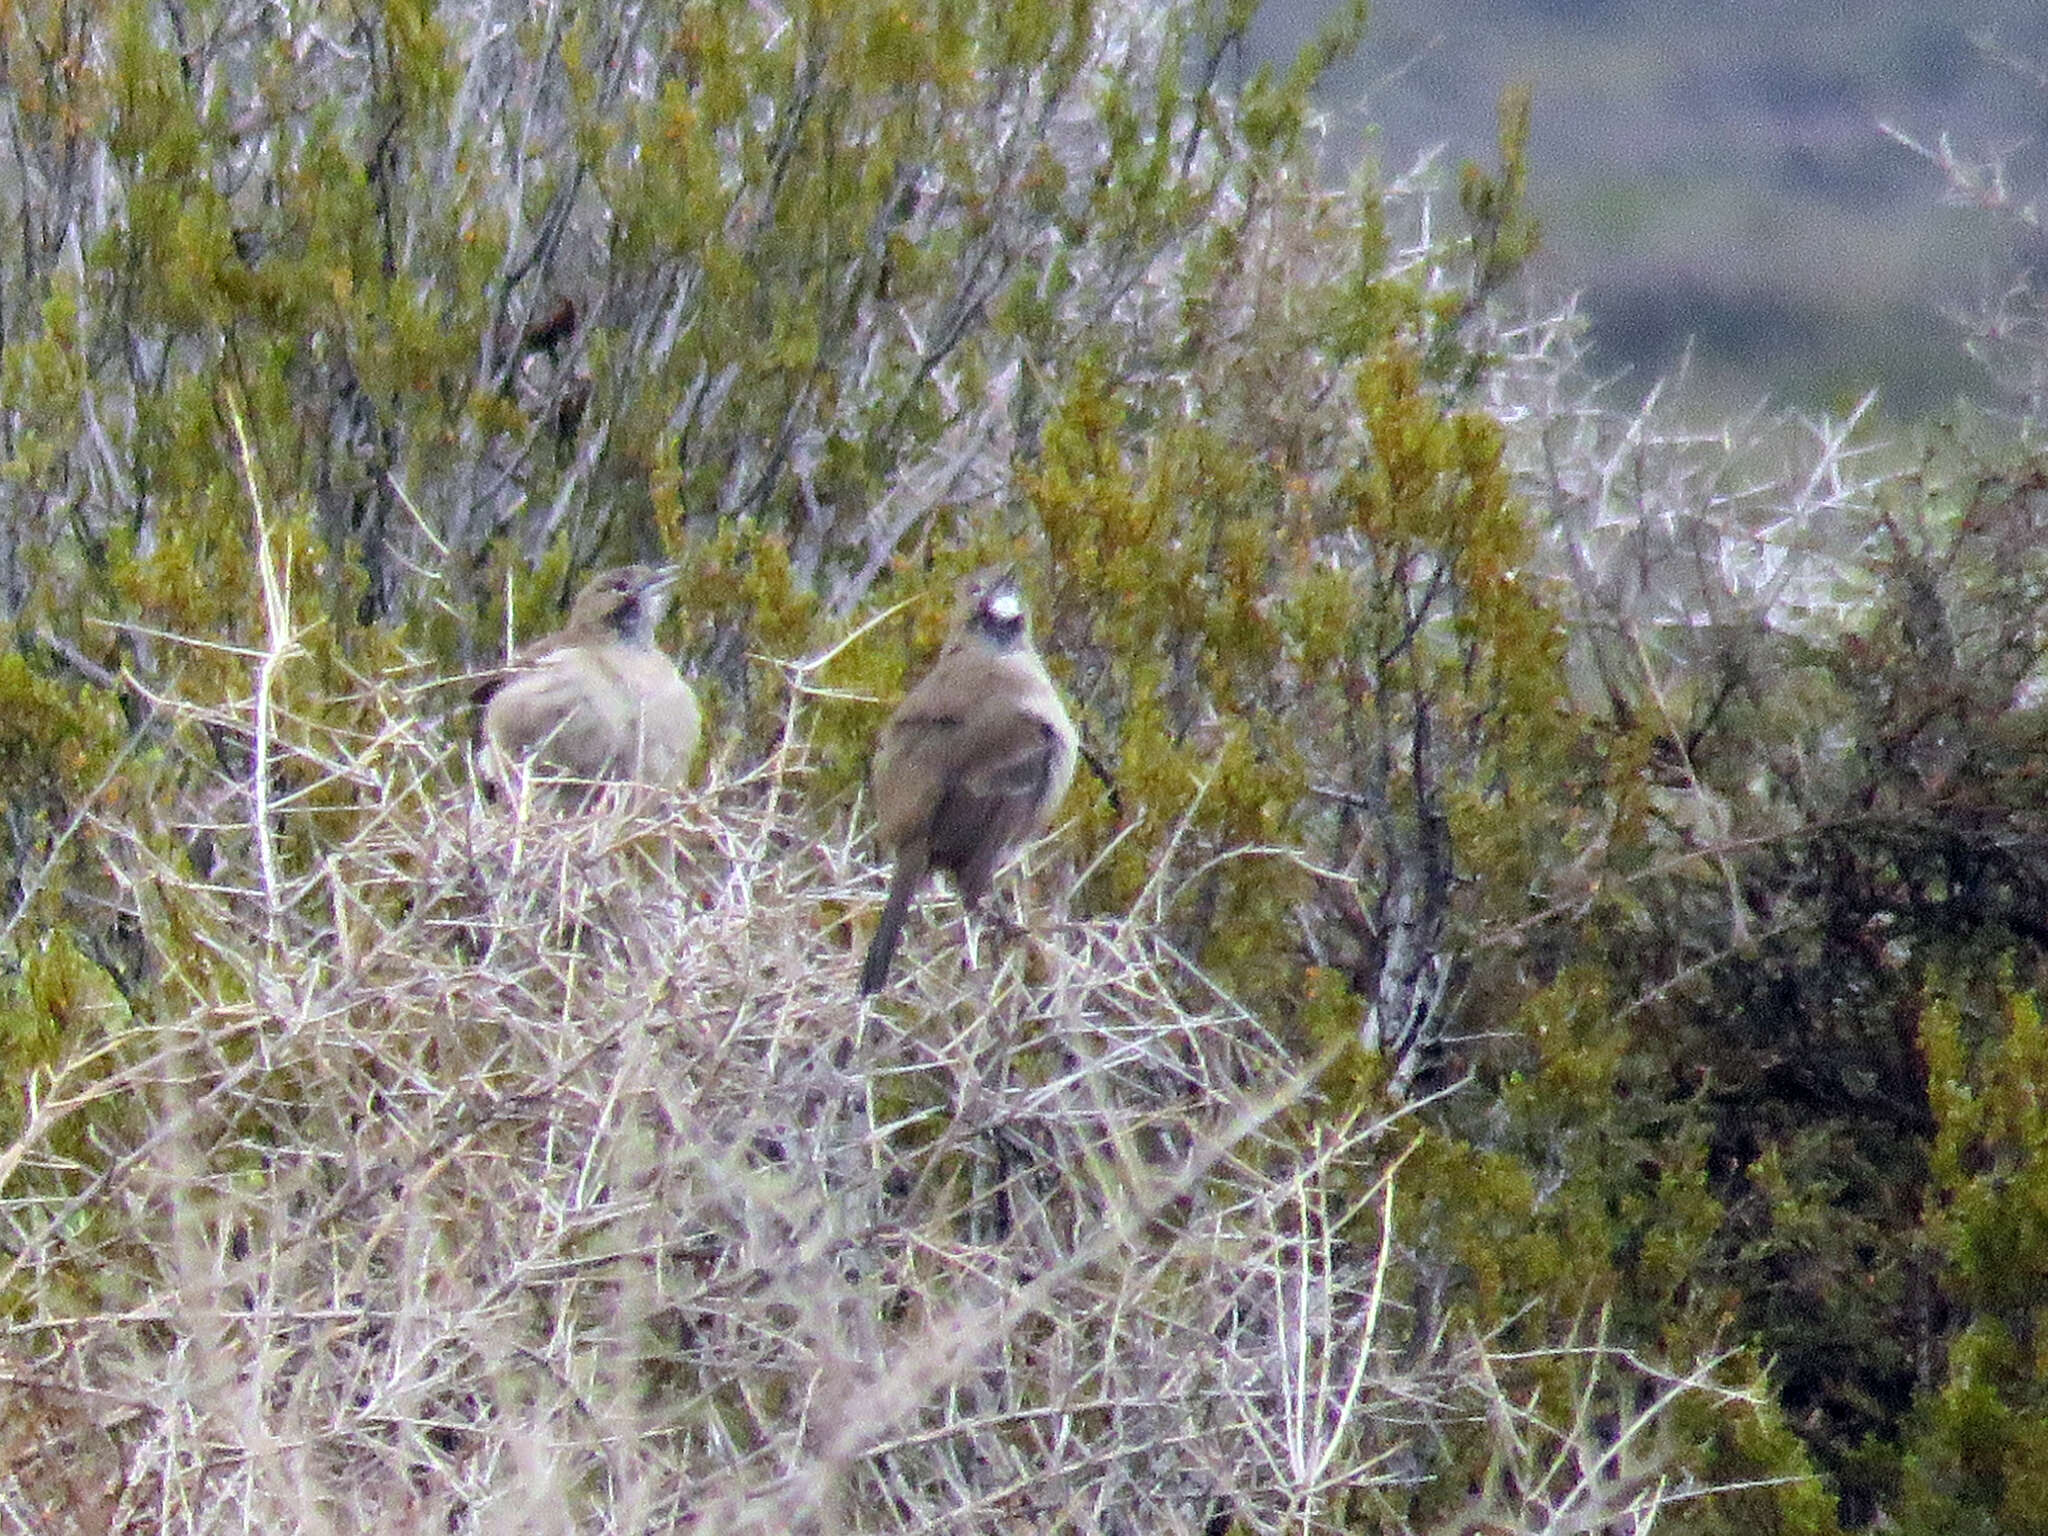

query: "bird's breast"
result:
(487, 643), (699, 784)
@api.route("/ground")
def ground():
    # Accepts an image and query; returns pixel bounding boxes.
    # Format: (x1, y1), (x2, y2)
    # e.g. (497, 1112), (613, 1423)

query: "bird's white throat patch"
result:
(985, 590), (1023, 623)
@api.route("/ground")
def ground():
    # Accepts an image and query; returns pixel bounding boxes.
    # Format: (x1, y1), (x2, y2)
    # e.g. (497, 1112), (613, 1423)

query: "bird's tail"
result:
(860, 860), (925, 996)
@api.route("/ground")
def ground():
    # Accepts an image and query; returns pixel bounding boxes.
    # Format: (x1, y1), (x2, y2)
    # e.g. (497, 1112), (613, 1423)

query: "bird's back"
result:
(873, 645), (1075, 877)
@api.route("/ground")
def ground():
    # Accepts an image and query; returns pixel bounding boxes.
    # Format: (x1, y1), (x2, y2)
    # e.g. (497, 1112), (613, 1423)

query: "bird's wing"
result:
(472, 625), (578, 710)
(922, 710), (1067, 893)
(949, 709), (1064, 801)
(876, 641), (1070, 825)
(870, 707), (962, 846)
(484, 650), (636, 777)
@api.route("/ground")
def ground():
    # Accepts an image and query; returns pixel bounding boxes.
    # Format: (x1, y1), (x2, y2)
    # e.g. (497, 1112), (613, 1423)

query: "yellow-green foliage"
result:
(1903, 982), (2048, 1534)
(0, 931), (130, 1128)
(0, 931), (145, 1318)
(0, 648), (131, 969)
(1022, 333), (1581, 1031)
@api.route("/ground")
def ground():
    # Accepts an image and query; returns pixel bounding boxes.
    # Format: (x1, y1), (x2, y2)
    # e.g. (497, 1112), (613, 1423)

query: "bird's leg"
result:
(958, 899), (981, 974)
(981, 864), (1031, 947)
(956, 890), (1029, 981)
(991, 880), (1029, 943)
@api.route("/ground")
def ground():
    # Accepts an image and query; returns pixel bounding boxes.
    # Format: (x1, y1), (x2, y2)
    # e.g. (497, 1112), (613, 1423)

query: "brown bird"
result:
(518, 295), (579, 361)
(861, 569), (1078, 995)
(478, 564), (700, 796)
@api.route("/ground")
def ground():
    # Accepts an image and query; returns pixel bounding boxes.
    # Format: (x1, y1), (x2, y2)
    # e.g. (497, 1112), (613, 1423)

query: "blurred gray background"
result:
(1248, 0), (2048, 421)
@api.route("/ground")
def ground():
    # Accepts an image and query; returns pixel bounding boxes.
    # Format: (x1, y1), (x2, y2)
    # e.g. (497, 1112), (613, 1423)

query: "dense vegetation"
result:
(2, 0), (2047, 1529)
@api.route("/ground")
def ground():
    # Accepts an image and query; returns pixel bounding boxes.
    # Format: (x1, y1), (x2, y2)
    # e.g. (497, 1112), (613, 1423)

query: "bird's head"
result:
(567, 564), (679, 646)
(955, 567), (1030, 652)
